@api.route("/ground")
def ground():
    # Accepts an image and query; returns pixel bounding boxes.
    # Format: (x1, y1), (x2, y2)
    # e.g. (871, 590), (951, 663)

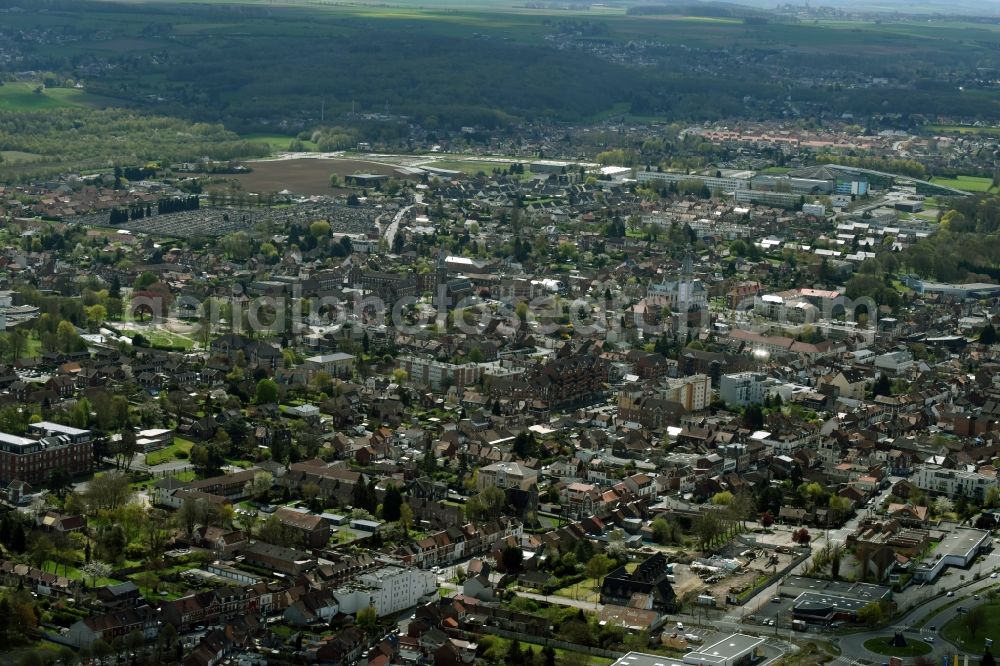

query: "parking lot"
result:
(749, 595), (795, 627)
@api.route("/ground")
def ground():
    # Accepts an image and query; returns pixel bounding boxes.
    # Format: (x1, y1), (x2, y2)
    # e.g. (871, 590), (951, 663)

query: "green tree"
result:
(399, 503), (414, 534)
(501, 544), (524, 574)
(585, 553), (614, 590)
(133, 272), (158, 291)
(830, 544), (844, 579)
(255, 378), (279, 405)
(356, 604), (378, 634)
(828, 495), (852, 525)
(651, 517), (675, 545)
(465, 485), (506, 521)
(694, 510), (722, 550)
(382, 484), (403, 522)
(506, 638), (523, 665)
(856, 600), (886, 627)
(309, 220), (332, 239)
(243, 471), (274, 501)
(48, 467), (71, 499)
(56, 320), (79, 353)
(711, 491), (734, 506)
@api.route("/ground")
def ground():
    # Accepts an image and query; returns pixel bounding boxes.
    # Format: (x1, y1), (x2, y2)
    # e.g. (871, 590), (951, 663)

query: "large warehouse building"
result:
(611, 634), (765, 666)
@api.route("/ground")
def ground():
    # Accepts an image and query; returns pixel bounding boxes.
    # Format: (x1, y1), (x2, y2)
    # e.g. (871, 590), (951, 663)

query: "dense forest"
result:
(0, 109), (269, 181)
(871, 194), (1000, 284)
(2, 0), (1000, 132)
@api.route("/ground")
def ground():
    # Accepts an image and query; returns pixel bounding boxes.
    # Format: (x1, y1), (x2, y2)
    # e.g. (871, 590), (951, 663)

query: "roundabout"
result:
(863, 636), (933, 658)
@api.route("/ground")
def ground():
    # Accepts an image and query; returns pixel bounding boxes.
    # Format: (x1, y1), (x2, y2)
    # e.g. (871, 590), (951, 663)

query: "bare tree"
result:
(81, 560), (112, 588)
(967, 605), (987, 638)
(83, 471), (134, 514)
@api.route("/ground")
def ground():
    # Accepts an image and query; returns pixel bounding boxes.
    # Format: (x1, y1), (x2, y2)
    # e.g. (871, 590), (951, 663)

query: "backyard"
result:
(144, 437), (195, 466)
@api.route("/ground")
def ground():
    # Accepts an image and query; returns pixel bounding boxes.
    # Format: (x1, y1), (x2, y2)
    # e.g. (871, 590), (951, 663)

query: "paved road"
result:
(837, 569), (1000, 661)
(382, 194), (421, 249)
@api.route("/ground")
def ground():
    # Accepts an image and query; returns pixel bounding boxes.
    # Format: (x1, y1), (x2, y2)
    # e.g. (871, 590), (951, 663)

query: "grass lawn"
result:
(891, 279), (914, 295)
(925, 124), (1000, 136)
(481, 634), (613, 666)
(0, 641), (69, 664)
(145, 437), (195, 466)
(554, 580), (600, 604)
(929, 175), (995, 192)
(912, 594), (968, 629)
(863, 636), (932, 657)
(42, 560), (119, 588)
(143, 327), (196, 350)
(942, 599), (1000, 652)
(243, 133), (318, 152)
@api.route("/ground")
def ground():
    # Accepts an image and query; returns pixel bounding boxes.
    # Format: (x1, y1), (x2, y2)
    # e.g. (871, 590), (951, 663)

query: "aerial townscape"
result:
(11, 1), (1000, 666)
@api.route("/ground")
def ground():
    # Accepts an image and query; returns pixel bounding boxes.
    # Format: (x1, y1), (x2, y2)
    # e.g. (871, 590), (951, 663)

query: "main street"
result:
(381, 194), (422, 249)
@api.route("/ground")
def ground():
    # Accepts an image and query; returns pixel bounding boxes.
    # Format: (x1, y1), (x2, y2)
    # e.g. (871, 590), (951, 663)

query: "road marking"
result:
(834, 658), (866, 666)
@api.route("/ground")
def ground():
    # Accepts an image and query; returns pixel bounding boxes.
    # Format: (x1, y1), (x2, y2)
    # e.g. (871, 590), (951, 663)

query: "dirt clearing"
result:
(232, 158), (401, 195)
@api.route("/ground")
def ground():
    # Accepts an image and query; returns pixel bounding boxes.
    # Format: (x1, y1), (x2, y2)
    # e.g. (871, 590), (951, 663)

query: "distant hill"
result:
(625, 1), (770, 18)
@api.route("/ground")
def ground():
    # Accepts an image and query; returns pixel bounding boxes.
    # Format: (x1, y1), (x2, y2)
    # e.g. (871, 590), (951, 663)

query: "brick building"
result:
(0, 424), (93, 485)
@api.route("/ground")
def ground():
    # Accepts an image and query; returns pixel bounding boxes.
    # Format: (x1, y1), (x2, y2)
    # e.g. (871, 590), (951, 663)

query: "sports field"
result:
(929, 175), (995, 193)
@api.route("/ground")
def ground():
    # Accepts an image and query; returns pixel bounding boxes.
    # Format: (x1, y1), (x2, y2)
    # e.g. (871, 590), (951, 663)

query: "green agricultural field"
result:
(925, 124), (1000, 136)
(243, 133), (318, 153)
(929, 175), (995, 193)
(0, 151), (43, 165)
(0, 83), (87, 111)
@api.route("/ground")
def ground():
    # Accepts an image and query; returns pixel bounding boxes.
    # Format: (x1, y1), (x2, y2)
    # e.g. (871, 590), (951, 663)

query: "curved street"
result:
(837, 565), (1000, 662)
